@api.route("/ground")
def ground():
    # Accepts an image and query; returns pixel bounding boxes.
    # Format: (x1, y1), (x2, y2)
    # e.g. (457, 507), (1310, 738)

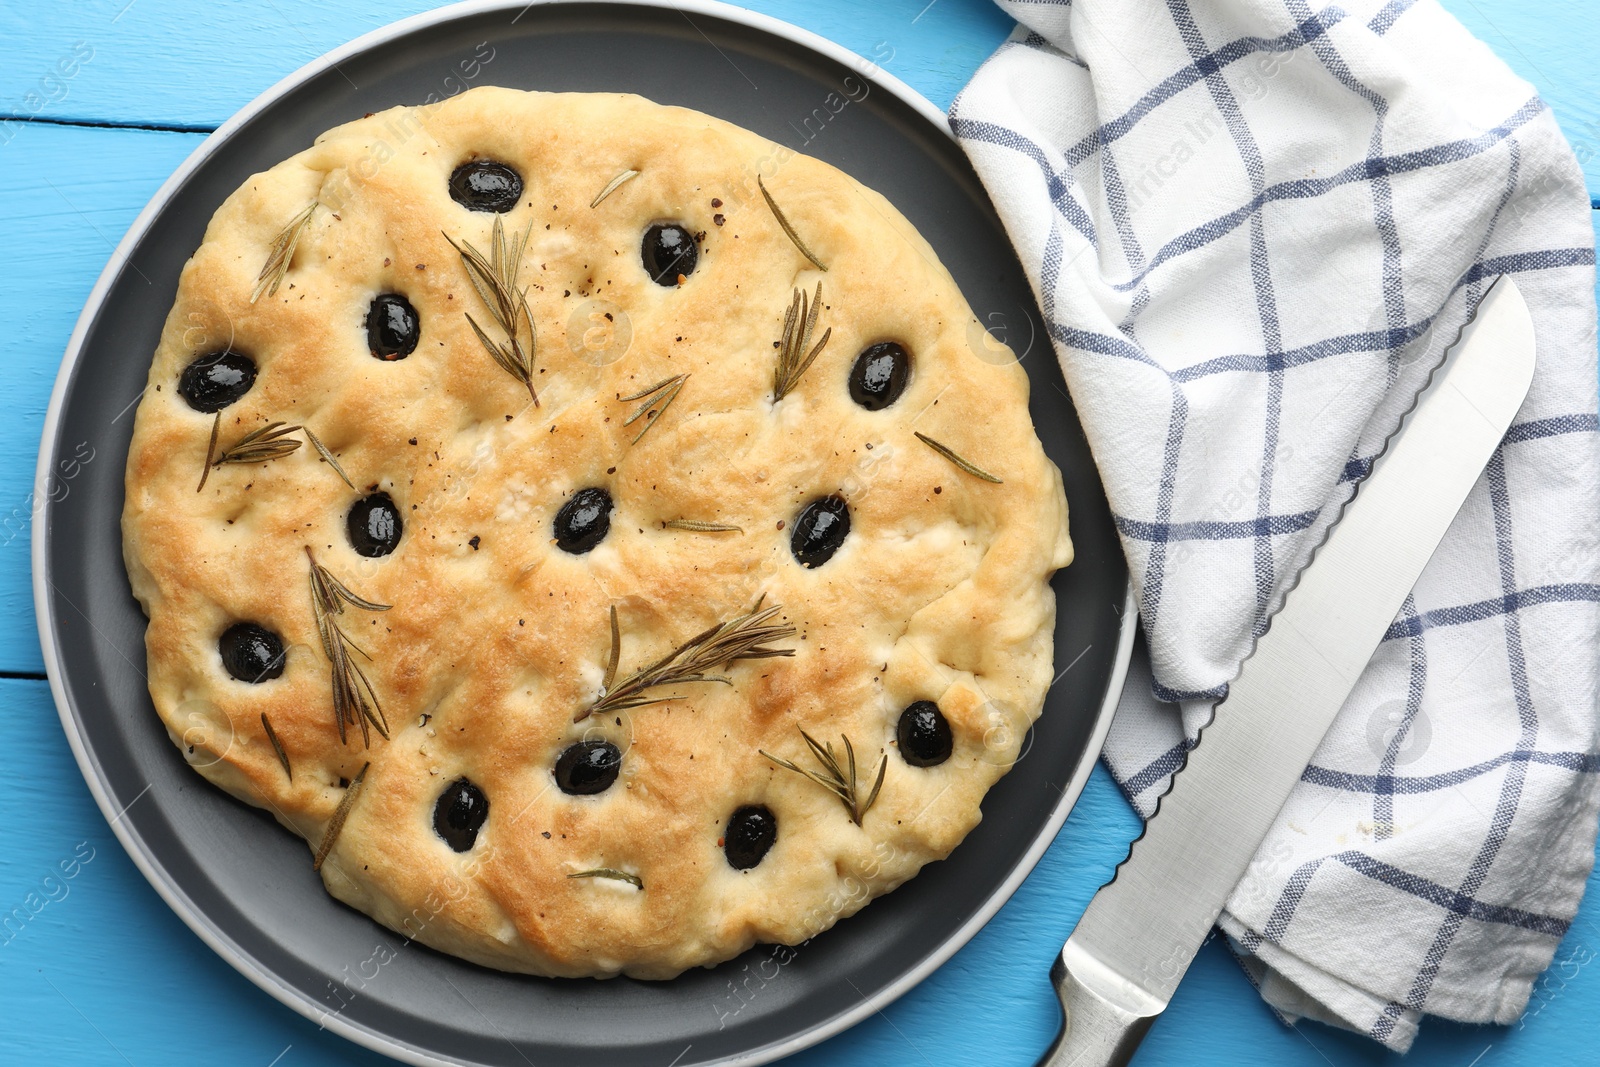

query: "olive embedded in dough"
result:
(433, 777), (490, 852)
(178, 350), (257, 412)
(448, 160), (523, 213)
(555, 740), (622, 795)
(897, 700), (953, 767)
(723, 805), (777, 870)
(217, 622), (286, 683)
(366, 293), (420, 360)
(640, 223), (698, 286)
(790, 495), (850, 568)
(347, 492), (403, 557)
(554, 487), (613, 554)
(848, 342), (911, 410)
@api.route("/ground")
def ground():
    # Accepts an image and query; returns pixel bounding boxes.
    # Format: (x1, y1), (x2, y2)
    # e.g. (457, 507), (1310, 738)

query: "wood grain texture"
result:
(0, 1), (1592, 195)
(0, 0), (1012, 127)
(0, 123), (203, 675)
(5, 1), (1600, 1064)
(1437, 0), (1600, 202)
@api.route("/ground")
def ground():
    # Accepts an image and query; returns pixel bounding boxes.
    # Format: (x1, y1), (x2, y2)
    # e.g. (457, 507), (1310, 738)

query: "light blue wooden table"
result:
(2, 2), (1596, 1064)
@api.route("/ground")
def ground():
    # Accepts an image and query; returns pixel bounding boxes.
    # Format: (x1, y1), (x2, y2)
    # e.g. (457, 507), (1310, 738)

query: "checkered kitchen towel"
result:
(951, 0), (1600, 1051)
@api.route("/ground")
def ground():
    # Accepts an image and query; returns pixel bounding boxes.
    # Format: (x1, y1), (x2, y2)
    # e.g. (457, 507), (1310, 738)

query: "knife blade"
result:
(1038, 276), (1538, 1067)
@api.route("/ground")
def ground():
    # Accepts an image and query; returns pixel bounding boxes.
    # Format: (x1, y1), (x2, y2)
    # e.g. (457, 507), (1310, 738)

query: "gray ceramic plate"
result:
(33, 2), (1134, 1064)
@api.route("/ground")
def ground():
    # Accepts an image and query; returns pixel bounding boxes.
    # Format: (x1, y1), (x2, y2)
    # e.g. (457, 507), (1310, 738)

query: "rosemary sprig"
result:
(307, 548), (392, 747)
(576, 597), (797, 723)
(197, 413), (223, 492)
(914, 432), (1003, 483)
(198, 417), (303, 492)
(762, 730), (886, 827)
(758, 175), (827, 272)
(261, 713), (292, 781)
(662, 519), (744, 533)
(446, 216), (539, 404)
(568, 868), (643, 889)
(773, 283), (831, 401)
(251, 201), (319, 304)
(303, 426), (355, 490)
(619, 374), (687, 443)
(590, 169), (640, 208)
(312, 761), (368, 872)
(603, 605), (621, 693)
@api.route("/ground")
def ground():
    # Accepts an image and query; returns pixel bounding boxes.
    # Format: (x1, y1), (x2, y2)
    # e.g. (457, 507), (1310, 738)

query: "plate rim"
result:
(31, 2), (1137, 1063)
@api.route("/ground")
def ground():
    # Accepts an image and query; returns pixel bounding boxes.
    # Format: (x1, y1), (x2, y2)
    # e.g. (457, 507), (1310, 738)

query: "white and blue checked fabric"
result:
(951, 0), (1600, 1050)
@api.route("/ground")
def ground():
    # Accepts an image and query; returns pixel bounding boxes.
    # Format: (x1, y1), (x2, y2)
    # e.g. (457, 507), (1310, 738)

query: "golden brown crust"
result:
(121, 87), (1072, 978)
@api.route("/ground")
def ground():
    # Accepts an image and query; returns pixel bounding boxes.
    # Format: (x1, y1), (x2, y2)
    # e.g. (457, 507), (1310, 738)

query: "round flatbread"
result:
(121, 86), (1072, 978)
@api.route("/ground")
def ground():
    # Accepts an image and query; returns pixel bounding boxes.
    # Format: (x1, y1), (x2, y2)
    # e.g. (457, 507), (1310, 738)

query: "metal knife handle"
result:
(1037, 943), (1163, 1067)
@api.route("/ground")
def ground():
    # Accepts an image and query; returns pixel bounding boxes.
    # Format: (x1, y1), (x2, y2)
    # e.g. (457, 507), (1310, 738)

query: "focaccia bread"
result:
(121, 86), (1072, 978)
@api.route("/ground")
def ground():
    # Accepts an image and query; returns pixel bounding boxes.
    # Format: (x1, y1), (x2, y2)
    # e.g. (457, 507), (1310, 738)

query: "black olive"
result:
(217, 622), (286, 683)
(848, 342), (911, 410)
(641, 223), (698, 286)
(790, 495), (850, 568)
(448, 160), (522, 213)
(433, 778), (489, 852)
(366, 293), (419, 360)
(897, 700), (952, 767)
(554, 487), (612, 554)
(554, 740), (621, 795)
(178, 350), (257, 412)
(723, 805), (777, 870)
(347, 492), (402, 557)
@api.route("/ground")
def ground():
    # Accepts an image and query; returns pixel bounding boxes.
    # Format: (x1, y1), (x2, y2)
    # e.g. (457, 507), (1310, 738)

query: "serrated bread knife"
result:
(1038, 277), (1538, 1066)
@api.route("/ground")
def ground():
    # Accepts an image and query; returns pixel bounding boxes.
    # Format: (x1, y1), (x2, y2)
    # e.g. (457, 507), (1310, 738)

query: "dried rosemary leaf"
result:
(568, 868), (643, 889)
(913, 432), (1003, 483)
(251, 201), (319, 304)
(303, 426), (355, 489)
(261, 713), (292, 780)
(577, 597), (796, 723)
(306, 548), (392, 747)
(196, 413), (223, 492)
(590, 169), (640, 208)
(603, 604), (621, 693)
(619, 374), (687, 444)
(200, 420), (303, 492)
(762, 729), (887, 826)
(773, 283), (831, 401)
(662, 519), (744, 533)
(312, 761), (368, 872)
(758, 175), (827, 272)
(218, 422), (301, 464)
(445, 216), (539, 404)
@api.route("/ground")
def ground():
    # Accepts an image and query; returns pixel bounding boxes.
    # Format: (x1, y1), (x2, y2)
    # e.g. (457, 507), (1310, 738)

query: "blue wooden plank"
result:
(1435, 0), (1600, 204)
(0, 677), (392, 1066)
(0, 123), (203, 675)
(0, 1), (1594, 197)
(0, 0), (1011, 128)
